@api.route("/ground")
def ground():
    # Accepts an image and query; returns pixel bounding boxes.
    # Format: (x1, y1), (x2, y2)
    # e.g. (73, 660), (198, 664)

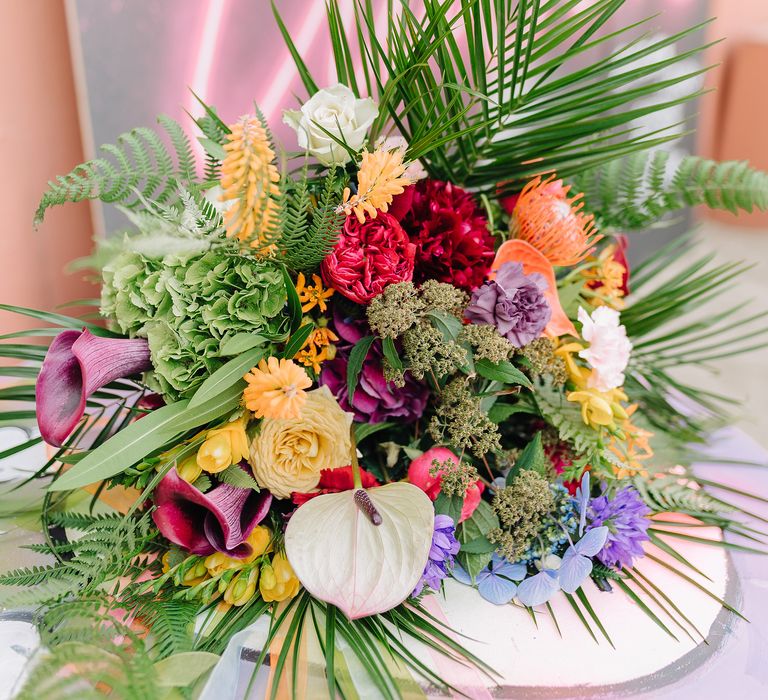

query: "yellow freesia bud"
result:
(204, 526), (273, 576)
(197, 417), (249, 474)
(177, 454), (203, 483)
(554, 342), (588, 388)
(181, 559), (209, 587)
(224, 568), (259, 606)
(259, 553), (300, 603)
(567, 386), (629, 429)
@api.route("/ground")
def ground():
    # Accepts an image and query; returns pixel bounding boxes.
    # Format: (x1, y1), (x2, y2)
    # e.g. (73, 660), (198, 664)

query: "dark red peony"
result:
(321, 211), (416, 305)
(398, 179), (495, 292)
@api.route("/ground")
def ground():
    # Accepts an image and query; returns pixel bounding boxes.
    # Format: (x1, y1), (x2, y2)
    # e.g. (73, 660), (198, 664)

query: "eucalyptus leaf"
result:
(347, 336), (375, 404)
(218, 333), (268, 357)
(282, 323), (315, 361)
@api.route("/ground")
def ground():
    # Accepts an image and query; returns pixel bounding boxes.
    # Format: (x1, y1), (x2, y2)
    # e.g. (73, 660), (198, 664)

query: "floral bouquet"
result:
(2, 2), (768, 698)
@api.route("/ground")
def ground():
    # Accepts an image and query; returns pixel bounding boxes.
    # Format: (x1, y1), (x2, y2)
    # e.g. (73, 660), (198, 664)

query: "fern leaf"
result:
(276, 171), (345, 271)
(572, 152), (768, 230)
(632, 475), (726, 516)
(35, 116), (197, 225)
(217, 464), (261, 490)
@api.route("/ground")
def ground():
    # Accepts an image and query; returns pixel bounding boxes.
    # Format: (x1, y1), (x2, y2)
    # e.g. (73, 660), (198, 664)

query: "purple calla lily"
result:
(35, 329), (152, 446)
(152, 467), (272, 558)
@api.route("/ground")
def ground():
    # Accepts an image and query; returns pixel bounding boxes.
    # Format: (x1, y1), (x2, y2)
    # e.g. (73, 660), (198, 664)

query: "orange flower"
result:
(337, 147), (414, 223)
(510, 176), (601, 266)
(294, 327), (339, 373)
(581, 244), (627, 309)
(220, 115), (281, 252)
(609, 405), (654, 478)
(295, 273), (334, 313)
(243, 357), (312, 420)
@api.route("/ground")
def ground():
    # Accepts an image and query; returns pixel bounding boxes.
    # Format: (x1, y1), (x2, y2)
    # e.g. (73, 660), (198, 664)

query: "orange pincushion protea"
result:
(510, 176), (601, 266)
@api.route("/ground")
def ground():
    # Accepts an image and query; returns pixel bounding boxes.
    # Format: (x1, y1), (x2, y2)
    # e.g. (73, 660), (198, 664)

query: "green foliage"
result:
(35, 115), (197, 225)
(572, 152), (768, 229)
(217, 464), (261, 490)
(633, 476), (725, 517)
(275, 171), (345, 272)
(533, 378), (603, 459)
(0, 513), (156, 607)
(507, 431), (548, 482)
(277, 0), (711, 190)
(457, 500), (500, 580)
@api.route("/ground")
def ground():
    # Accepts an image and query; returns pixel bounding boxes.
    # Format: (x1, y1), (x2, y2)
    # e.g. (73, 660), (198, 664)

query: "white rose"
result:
(283, 84), (378, 166)
(577, 306), (633, 392)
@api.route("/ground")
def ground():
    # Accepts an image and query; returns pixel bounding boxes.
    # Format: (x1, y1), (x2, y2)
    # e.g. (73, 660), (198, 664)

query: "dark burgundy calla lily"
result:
(35, 329), (152, 446)
(152, 467), (272, 558)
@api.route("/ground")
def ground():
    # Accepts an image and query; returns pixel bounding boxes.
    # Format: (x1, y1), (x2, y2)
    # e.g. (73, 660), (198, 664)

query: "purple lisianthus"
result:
(413, 514), (460, 597)
(464, 262), (551, 347)
(319, 306), (428, 423)
(587, 485), (651, 569)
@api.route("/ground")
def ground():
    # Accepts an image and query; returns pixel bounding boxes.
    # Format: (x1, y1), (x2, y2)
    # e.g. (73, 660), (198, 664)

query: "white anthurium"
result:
(284, 482), (434, 619)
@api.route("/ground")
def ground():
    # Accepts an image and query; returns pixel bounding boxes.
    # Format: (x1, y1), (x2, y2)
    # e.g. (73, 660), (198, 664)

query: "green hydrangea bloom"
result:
(101, 242), (288, 398)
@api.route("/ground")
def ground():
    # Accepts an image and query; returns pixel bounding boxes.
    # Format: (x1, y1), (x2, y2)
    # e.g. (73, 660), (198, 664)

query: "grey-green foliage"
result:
(35, 115), (196, 225)
(100, 242), (289, 398)
(571, 151), (768, 230)
(275, 170), (345, 272)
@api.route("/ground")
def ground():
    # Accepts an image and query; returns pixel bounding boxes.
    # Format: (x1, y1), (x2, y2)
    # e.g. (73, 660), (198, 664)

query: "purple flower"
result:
(36, 329), (152, 446)
(152, 466), (272, 558)
(453, 553), (527, 604)
(587, 485), (651, 569)
(412, 514), (460, 596)
(464, 262), (551, 347)
(319, 307), (428, 423)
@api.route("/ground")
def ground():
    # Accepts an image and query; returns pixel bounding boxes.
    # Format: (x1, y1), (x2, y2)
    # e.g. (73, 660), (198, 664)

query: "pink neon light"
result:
(188, 0), (227, 118)
(259, 1), (327, 122)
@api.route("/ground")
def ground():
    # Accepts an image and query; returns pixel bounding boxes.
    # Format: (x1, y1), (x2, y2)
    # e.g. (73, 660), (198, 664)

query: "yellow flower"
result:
(243, 357), (313, 420)
(204, 526), (273, 577)
(197, 416), (249, 474)
(295, 273), (334, 313)
(567, 385), (628, 429)
(248, 386), (352, 499)
(554, 341), (589, 388)
(177, 454), (203, 483)
(220, 115), (281, 251)
(224, 567), (259, 606)
(259, 553), (300, 602)
(337, 147), (415, 223)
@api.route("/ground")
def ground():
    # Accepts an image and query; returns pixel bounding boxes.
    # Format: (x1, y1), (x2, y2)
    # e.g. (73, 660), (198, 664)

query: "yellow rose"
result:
(197, 416), (249, 473)
(260, 553), (300, 602)
(248, 386), (352, 499)
(204, 526), (273, 577)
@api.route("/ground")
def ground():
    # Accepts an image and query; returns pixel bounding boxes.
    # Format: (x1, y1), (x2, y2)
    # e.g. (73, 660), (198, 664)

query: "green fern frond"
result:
(217, 464), (261, 490)
(276, 171), (345, 272)
(133, 598), (198, 659)
(35, 116), (197, 225)
(633, 475), (726, 516)
(572, 152), (768, 229)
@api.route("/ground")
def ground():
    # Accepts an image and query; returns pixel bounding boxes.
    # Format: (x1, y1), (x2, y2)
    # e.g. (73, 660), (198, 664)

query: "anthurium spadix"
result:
(285, 482), (433, 619)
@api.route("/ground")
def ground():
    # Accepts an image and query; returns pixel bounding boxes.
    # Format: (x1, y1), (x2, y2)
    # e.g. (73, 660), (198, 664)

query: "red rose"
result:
(321, 212), (416, 304)
(291, 465), (380, 506)
(399, 180), (495, 292)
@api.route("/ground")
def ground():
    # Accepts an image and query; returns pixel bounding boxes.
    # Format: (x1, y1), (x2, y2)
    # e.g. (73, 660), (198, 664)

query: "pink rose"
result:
(407, 447), (484, 523)
(321, 212), (415, 305)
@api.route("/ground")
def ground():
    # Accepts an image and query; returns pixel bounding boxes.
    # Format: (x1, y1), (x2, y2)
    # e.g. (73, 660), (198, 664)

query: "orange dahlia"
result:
(510, 176), (601, 266)
(243, 357), (312, 420)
